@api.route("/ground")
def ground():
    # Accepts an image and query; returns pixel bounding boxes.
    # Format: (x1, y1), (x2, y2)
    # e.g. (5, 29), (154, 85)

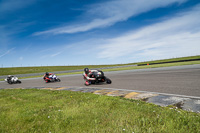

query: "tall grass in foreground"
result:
(0, 89), (200, 133)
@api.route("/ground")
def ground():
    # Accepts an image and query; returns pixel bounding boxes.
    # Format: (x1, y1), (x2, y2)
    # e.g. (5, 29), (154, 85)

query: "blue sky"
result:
(0, 0), (200, 67)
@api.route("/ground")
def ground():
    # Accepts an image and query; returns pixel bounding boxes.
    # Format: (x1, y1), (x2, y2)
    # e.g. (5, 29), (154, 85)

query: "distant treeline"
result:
(137, 55), (200, 66)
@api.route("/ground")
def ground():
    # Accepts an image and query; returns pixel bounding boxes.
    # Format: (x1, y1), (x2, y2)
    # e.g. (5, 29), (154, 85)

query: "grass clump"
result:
(0, 89), (200, 133)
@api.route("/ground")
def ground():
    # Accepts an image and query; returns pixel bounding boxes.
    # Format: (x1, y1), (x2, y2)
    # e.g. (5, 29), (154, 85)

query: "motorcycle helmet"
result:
(46, 72), (49, 75)
(84, 68), (89, 74)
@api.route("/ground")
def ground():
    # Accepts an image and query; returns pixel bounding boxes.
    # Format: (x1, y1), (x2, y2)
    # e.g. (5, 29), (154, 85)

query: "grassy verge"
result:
(136, 55), (200, 66)
(0, 60), (200, 81)
(1, 55), (199, 76)
(56, 60), (200, 74)
(0, 64), (129, 76)
(0, 89), (199, 133)
(103, 60), (200, 72)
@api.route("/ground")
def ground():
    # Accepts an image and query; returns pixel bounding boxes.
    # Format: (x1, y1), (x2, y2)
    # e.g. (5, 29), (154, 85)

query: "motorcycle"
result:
(83, 70), (112, 86)
(43, 74), (61, 83)
(5, 76), (22, 84)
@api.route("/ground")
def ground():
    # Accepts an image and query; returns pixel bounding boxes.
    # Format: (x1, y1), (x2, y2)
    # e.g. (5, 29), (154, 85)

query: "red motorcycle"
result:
(43, 74), (61, 83)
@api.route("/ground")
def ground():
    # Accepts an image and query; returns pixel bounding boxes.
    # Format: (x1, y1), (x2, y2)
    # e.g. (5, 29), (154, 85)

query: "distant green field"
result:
(0, 55), (199, 76)
(0, 60), (198, 81)
(0, 89), (199, 133)
(136, 55), (200, 66)
(0, 64), (128, 76)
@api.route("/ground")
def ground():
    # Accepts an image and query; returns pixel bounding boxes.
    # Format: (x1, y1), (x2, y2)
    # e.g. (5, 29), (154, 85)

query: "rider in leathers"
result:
(7, 75), (15, 82)
(83, 68), (99, 85)
(43, 72), (53, 82)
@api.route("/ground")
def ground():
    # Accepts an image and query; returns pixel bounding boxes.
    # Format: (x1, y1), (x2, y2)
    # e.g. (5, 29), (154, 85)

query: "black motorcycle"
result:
(84, 70), (112, 86)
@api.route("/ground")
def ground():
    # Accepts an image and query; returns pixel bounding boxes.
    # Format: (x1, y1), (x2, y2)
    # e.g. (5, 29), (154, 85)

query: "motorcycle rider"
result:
(83, 68), (103, 85)
(7, 75), (14, 82)
(43, 72), (53, 80)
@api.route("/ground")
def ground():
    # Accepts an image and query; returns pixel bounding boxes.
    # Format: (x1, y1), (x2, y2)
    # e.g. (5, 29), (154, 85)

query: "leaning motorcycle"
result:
(83, 71), (112, 86)
(43, 74), (61, 83)
(5, 76), (22, 84)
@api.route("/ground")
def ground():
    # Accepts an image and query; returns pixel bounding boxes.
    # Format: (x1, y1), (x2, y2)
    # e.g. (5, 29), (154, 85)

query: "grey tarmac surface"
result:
(1, 64), (200, 112)
(0, 64), (137, 79)
(1, 64), (200, 97)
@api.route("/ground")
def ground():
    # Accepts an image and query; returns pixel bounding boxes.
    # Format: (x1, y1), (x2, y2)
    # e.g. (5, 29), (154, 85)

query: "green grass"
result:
(102, 60), (200, 72)
(136, 55), (200, 66)
(1, 55), (199, 76)
(0, 60), (199, 81)
(0, 64), (129, 76)
(0, 89), (199, 133)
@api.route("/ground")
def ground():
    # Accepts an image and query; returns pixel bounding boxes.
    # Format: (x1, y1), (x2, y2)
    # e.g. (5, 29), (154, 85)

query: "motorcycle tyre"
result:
(8, 81), (12, 84)
(17, 80), (22, 84)
(106, 78), (112, 84)
(57, 78), (61, 82)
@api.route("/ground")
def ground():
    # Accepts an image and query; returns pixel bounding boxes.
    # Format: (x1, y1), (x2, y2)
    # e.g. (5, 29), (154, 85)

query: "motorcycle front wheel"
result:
(106, 78), (112, 84)
(17, 80), (22, 84)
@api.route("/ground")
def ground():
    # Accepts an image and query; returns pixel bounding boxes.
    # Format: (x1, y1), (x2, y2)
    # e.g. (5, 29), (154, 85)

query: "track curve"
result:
(1, 64), (200, 97)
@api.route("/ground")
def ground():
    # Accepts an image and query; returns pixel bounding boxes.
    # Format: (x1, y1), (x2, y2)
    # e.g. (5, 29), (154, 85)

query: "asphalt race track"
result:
(1, 64), (200, 97)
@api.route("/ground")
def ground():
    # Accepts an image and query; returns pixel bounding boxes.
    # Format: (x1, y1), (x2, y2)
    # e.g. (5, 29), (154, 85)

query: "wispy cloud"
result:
(51, 51), (62, 57)
(0, 48), (15, 58)
(97, 5), (200, 60)
(40, 49), (64, 59)
(34, 0), (187, 35)
(0, 21), (35, 51)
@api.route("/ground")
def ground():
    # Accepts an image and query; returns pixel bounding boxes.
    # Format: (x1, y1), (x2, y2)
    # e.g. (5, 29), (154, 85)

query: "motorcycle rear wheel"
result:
(8, 81), (12, 84)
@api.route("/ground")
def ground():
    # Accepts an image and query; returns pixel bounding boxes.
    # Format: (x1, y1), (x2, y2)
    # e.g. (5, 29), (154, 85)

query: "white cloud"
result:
(0, 48), (15, 58)
(0, 22), (35, 52)
(51, 51), (62, 57)
(34, 0), (187, 35)
(97, 5), (200, 60)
